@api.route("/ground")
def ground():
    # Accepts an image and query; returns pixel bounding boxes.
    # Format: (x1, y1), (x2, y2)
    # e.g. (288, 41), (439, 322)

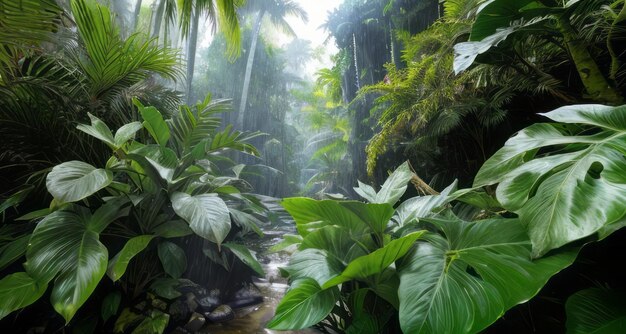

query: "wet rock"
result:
(177, 279), (208, 296)
(184, 312), (205, 332)
(184, 293), (199, 312)
(206, 305), (234, 323)
(148, 296), (168, 311)
(168, 299), (192, 323)
(227, 296), (264, 309)
(196, 295), (220, 313)
(169, 326), (192, 334)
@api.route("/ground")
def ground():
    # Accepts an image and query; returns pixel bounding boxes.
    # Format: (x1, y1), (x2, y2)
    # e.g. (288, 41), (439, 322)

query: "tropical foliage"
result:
(0, 96), (265, 328)
(271, 103), (626, 333)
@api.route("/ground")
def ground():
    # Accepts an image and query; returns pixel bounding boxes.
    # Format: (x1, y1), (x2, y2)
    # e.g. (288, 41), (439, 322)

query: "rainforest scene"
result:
(2, 0), (626, 333)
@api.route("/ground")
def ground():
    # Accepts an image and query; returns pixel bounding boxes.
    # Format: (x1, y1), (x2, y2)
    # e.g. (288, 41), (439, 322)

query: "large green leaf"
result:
(0, 272), (47, 319)
(171, 192), (231, 247)
(157, 241), (187, 279)
(566, 288), (626, 334)
(136, 100), (170, 147)
(46, 161), (113, 203)
(373, 161), (413, 205)
(107, 235), (155, 281)
(393, 181), (456, 228)
(223, 243), (265, 276)
(114, 122), (143, 147)
(300, 225), (367, 265)
(338, 202), (395, 236)
(0, 235), (30, 271)
(281, 198), (375, 237)
(76, 113), (115, 148)
(101, 291), (121, 322)
(267, 278), (340, 330)
(474, 104), (626, 256)
(397, 217), (577, 333)
(323, 231), (424, 289)
(284, 248), (344, 286)
(24, 208), (109, 322)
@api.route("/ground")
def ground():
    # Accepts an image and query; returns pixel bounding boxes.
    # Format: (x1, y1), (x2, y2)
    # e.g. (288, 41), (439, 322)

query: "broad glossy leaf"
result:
(339, 202), (395, 236)
(150, 278), (181, 300)
(157, 241), (186, 279)
(469, 0), (543, 41)
(374, 161), (413, 205)
(394, 181), (456, 227)
(171, 192), (231, 247)
(323, 231), (424, 289)
(354, 180), (377, 203)
(76, 113), (115, 148)
(0, 272), (47, 319)
(152, 220), (193, 238)
(300, 225), (367, 264)
(46, 161), (113, 203)
(129, 145), (178, 183)
(136, 100), (170, 146)
(267, 278), (340, 330)
(223, 243), (265, 276)
(229, 209), (264, 237)
(284, 248), (343, 286)
(397, 217), (577, 333)
(25, 208), (109, 322)
(101, 291), (121, 322)
(282, 198), (374, 236)
(114, 122), (143, 147)
(107, 235), (155, 281)
(474, 104), (626, 256)
(566, 288), (626, 334)
(0, 235), (30, 271)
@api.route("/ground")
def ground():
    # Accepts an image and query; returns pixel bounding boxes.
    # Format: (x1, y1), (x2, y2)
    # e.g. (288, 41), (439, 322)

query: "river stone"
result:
(168, 299), (191, 323)
(196, 295), (220, 313)
(169, 327), (192, 334)
(177, 279), (208, 296)
(184, 312), (205, 332)
(206, 305), (234, 323)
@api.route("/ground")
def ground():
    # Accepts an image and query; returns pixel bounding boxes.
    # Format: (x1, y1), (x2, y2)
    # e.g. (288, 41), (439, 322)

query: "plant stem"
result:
(557, 15), (623, 104)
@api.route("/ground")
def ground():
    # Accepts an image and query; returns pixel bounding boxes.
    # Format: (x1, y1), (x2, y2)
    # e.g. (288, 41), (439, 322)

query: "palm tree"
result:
(149, 0), (242, 104)
(235, 0), (308, 129)
(0, 0), (182, 198)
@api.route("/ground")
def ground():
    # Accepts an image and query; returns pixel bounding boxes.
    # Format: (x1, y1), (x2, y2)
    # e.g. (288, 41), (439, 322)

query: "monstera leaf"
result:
(397, 217), (578, 333)
(24, 206), (115, 322)
(474, 104), (626, 256)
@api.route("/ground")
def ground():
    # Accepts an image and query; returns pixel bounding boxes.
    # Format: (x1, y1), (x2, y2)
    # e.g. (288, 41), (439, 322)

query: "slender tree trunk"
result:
(186, 6), (201, 104)
(236, 10), (265, 129)
(557, 16), (623, 104)
(151, 0), (165, 38)
(608, 1), (626, 80)
(133, 0), (143, 31)
(352, 33), (360, 90)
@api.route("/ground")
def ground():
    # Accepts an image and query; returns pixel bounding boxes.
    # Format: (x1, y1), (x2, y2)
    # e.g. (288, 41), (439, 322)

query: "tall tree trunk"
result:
(186, 6), (201, 104)
(133, 0), (143, 31)
(236, 10), (265, 129)
(151, 0), (165, 38)
(558, 16), (623, 104)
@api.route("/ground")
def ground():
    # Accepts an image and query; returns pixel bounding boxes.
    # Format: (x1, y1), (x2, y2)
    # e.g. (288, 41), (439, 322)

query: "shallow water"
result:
(200, 223), (319, 334)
